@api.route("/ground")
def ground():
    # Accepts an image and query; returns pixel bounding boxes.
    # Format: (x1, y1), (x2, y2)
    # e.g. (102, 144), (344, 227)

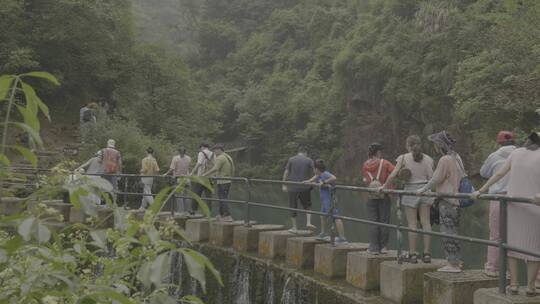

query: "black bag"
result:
(82, 109), (94, 122)
(430, 199), (440, 225)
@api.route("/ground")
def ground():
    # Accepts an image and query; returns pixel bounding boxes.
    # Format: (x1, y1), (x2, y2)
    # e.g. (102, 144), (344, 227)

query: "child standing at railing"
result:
(304, 159), (348, 244)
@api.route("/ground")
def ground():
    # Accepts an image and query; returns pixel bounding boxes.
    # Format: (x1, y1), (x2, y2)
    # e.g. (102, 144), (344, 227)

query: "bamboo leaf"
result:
(181, 248), (208, 292)
(0, 75), (14, 101)
(136, 260), (152, 289)
(181, 296), (205, 304)
(90, 230), (107, 250)
(150, 252), (171, 288)
(34, 221), (51, 243)
(89, 290), (134, 304)
(186, 189), (211, 218)
(18, 217), (36, 241)
(189, 176), (214, 193)
(0, 154), (10, 166)
(20, 71), (60, 86)
(145, 186), (173, 223)
(12, 145), (38, 167)
(10, 122), (43, 148)
(21, 82), (50, 120)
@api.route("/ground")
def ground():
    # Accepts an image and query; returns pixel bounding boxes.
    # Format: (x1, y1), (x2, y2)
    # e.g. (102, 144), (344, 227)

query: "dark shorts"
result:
(288, 191), (311, 217)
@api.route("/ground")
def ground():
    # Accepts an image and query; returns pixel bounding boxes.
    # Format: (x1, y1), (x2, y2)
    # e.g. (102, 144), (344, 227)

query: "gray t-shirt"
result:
(285, 154), (314, 192)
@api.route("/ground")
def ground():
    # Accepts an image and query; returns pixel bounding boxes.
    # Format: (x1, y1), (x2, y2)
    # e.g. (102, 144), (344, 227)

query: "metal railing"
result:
(4, 167), (540, 294)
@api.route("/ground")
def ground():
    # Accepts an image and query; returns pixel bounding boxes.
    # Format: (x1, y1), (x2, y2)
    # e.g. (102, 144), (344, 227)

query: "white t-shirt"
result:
(196, 149), (214, 176)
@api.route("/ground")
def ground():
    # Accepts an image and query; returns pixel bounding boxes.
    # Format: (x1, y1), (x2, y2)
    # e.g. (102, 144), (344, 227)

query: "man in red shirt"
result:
(362, 142), (395, 254)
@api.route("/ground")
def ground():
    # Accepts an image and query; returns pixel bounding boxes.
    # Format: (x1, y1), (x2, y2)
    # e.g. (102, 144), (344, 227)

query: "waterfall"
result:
(280, 276), (296, 304)
(232, 257), (251, 304)
(265, 270), (275, 304)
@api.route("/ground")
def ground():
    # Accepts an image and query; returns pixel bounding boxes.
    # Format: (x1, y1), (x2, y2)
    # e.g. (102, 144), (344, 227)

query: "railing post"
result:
(498, 199), (508, 294)
(123, 175), (128, 207)
(244, 178), (252, 227)
(329, 185), (336, 247)
(396, 193), (403, 264)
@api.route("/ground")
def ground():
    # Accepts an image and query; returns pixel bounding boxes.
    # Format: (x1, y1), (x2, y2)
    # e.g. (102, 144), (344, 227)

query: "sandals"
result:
(409, 253), (418, 264)
(422, 253), (431, 264)
(526, 288), (537, 297)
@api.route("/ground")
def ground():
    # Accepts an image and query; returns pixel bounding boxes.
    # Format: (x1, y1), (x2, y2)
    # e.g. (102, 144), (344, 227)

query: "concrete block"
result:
(0, 197), (24, 215)
(346, 250), (397, 291)
(69, 206), (114, 228)
(173, 214), (203, 228)
(233, 224), (285, 252)
(474, 288), (540, 304)
(210, 221), (255, 247)
(314, 242), (368, 278)
(380, 260), (446, 304)
(186, 218), (210, 242)
(258, 230), (313, 259)
(424, 270), (499, 304)
(286, 237), (326, 269)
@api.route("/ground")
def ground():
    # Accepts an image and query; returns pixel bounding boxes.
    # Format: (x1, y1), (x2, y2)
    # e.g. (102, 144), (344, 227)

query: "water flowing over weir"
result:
(169, 243), (380, 304)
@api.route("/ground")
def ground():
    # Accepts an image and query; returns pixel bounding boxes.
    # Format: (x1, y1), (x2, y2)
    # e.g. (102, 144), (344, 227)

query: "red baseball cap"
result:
(496, 131), (514, 144)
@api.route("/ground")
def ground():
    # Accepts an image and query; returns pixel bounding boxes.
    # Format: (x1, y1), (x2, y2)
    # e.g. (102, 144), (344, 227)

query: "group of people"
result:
(78, 129), (540, 294)
(77, 140), (236, 221)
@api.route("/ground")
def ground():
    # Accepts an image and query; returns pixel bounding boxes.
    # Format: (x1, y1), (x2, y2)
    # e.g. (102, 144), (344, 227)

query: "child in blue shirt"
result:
(305, 159), (347, 244)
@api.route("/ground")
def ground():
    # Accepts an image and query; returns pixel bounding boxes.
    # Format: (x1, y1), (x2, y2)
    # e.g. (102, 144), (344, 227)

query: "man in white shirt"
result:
(189, 142), (214, 215)
(164, 147), (192, 214)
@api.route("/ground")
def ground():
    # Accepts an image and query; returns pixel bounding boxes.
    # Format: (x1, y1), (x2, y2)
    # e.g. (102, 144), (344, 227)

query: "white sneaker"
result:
(335, 237), (348, 244)
(221, 216), (233, 222)
(306, 223), (316, 230)
(288, 227), (298, 233)
(437, 265), (462, 273)
(214, 215), (222, 221)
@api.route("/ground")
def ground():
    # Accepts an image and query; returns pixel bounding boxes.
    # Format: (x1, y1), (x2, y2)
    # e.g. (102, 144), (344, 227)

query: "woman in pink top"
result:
(417, 131), (465, 273)
(476, 132), (540, 296)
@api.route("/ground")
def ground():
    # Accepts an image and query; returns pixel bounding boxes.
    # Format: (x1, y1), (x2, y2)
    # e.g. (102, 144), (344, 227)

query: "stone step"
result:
(233, 224), (285, 252)
(286, 237), (326, 269)
(258, 230), (314, 259)
(380, 259), (446, 304)
(314, 242), (369, 278)
(210, 220), (256, 247)
(185, 218), (211, 242)
(424, 269), (499, 304)
(346, 250), (397, 291)
(0, 197), (25, 215)
(474, 287), (540, 304)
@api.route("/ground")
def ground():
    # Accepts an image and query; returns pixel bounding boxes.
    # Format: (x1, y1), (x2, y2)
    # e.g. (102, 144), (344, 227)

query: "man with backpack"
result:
(101, 139), (122, 202)
(189, 142), (214, 215)
(203, 144), (234, 221)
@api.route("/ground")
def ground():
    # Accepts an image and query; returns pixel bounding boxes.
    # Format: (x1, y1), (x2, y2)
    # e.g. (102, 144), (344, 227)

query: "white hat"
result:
(107, 139), (115, 148)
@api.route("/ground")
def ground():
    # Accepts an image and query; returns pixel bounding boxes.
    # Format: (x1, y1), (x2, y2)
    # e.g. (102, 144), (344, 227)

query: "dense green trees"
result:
(2, 0), (538, 179)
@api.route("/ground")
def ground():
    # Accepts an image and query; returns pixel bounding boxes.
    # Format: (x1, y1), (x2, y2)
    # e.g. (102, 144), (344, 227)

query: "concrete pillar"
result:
(258, 230), (313, 259)
(424, 270), (499, 304)
(286, 237), (326, 269)
(474, 288), (540, 304)
(380, 260), (445, 304)
(346, 250), (397, 291)
(314, 243), (369, 278)
(210, 220), (255, 247)
(43, 201), (71, 222)
(233, 224), (285, 252)
(0, 197), (24, 215)
(185, 218), (211, 242)
(173, 214), (203, 228)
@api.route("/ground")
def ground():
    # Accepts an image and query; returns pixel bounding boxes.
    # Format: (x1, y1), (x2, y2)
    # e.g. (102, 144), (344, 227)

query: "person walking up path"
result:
(304, 159), (347, 244)
(383, 135), (434, 263)
(479, 131), (516, 277)
(189, 142), (214, 215)
(417, 131), (464, 273)
(101, 139), (122, 203)
(203, 144), (234, 221)
(164, 147), (192, 215)
(139, 147), (160, 210)
(362, 143), (395, 255)
(475, 132), (540, 296)
(283, 147), (316, 233)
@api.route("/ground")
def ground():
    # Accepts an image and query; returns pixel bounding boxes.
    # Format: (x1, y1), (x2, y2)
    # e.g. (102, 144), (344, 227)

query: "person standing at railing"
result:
(417, 131), (463, 273)
(362, 143), (395, 255)
(189, 142), (214, 215)
(382, 135), (434, 263)
(163, 146), (192, 215)
(76, 150), (104, 205)
(304, 159), (348, 244)
(475, 132), (540, 296)
(479, 131), (516, 277)
(282, 146), (316, 233)
(139, 147), (160, 210)
(101, 139), (122, 202)
(203, 144), (234, 222)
